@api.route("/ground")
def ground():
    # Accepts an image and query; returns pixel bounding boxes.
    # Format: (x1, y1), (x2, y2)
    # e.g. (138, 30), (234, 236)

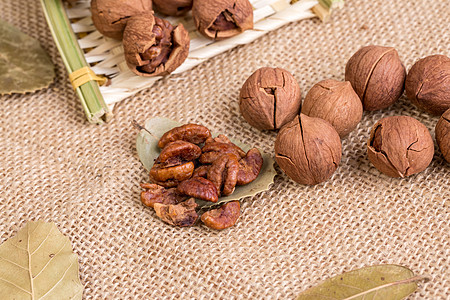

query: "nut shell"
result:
(193, 0), (253, 40)
(91, 0), (152, 40)
(345, 45), (406, 111)
(123, 12), (190, 77)
(274, 114), (342, 185)
(367, 116), (434, 178)
(405, 54), (450, 115)
(153, 0), (192, 16)
(302, 79), (363, 137)
(240, 67), (302, 130)
(436, 108), (450, 163)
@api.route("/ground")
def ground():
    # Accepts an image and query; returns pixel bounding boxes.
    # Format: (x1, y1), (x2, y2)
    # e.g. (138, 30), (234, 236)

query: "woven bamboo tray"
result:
(43, 0), (342, 123)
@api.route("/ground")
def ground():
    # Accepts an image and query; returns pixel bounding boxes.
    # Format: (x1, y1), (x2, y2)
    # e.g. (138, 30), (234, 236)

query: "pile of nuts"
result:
(239, 46), (450, 184)
(141, 124), (263, 229)
(90, 0), (254, 77)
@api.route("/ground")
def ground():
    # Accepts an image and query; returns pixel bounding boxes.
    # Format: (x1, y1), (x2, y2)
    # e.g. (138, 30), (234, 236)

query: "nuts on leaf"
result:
(158, 141), (201, 166)
(150, 161), (195, 187)
(405, 54), (450, 115)
(345, 45), (406, 111)
(177, 177), (219, 203)
(240, 67), (302, 130)
(436, 108), (450, 163)
(154, 198), (199, 227)
(302, 79), (363, 138)
(91, 0), (152, 40)
(274, 114), (342, 185)
(140, 183), (187, 208)
(153, 0), (192, 16)
(159, 124), (212, 148)
(367, 116), (434, 178)
(207, 154), (240, 196)
(236, 148), (263, 185)
(201, 201), (240, 230)
(123, 12), (190, 77)
(193, 0), (253, 40)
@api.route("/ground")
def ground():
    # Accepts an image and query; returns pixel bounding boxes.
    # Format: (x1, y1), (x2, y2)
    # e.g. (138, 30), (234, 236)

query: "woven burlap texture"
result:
(0, 0), (449, 299)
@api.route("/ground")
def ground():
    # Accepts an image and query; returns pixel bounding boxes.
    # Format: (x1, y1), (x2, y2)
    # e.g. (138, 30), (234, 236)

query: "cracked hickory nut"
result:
(436, 108), (450, 163)
(193, 0), (253, 40)
(153, 0), (192, 16)
(123, 12), (190, 77)
(302, 79), (363, 138)
(345, 45), (406, 111)
(154, 198), (199, 227)
(240, 67), (302, 130)
(367, 116), (434, 178)
(405, 54), (450, 115)
(91, 0), (152, 40)
(201, 201), (241, 230)
(274, 114), (342, 185)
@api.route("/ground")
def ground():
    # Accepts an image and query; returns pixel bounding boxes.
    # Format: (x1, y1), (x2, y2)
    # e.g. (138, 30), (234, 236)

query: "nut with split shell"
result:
(153, 0), (193, 16)
(367, 116), (434, 178)
(274, 114), (342, 185)
(435, 108), (450, 163)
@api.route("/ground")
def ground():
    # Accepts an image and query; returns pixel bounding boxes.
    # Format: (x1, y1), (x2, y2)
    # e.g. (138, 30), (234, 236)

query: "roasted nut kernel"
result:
(159, 140), (202, 166)
(140, 183), (187, 208)
(275, 114), (342, 185)
(240, 67), (302, 130)
(237, 148), (263, 185)
(345, 45), (406, 111)
(436, 108), (450, 163)
(192, 165), (210, 178)
(200, 142), (246, 164)
(177, 177), (219, 203)
(193, 0), (253, 40)
(154, 198), (198, 227)
(91, 0), (152, 39)
(153, 0), (192, 16)
(123, 12), (190, 77)
(406, 54), (450, 115)
(302, 79), (363, 138)
(367, 116), (434, 177)
(201, 201), (241, 230)
(159, 124), (212, 148)
(207, 154), (240, 196)
(150, 161), (195, 187)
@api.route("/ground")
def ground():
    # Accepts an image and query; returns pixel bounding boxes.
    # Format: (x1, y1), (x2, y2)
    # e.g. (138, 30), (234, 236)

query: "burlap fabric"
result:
(0, 0), (449, 298)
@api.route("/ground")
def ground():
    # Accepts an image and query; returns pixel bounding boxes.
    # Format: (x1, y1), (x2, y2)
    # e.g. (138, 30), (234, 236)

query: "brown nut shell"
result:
(193, 0), (253, 40)
(177, 177), (219, 203)
(240, 67), (302, 130)
(153, 0), (192, 16)
(154, 198), (198, 227)
(405, 54), (450, 115)
(274, 114), (342, 185)
(91, 0), (152, 40)
(435, 108), (450, 163)
(159, 124), (212, 148)
(302, 79), (363, 138)
(345, 45), (406, 111)
(201, 201), (240, 230)
(367, 116), (434, 178)
(140, 183), (187, 208)
(123, 12), (190, 77)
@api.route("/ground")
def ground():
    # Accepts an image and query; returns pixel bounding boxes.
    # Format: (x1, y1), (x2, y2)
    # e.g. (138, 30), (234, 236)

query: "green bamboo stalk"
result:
(40, 0), (112, 124)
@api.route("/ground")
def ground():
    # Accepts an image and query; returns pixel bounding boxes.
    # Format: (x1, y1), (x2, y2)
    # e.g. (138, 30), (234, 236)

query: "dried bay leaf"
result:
(136, 117), (276, 208)
(0, 221), (83, 299)
(0, 20), (55, 95)
(296, 264), (429, 300)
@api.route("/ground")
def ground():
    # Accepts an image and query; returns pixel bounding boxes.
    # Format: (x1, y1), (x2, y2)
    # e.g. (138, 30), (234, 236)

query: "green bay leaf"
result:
(136, 117), (276, 208)
(0, 221), (83, 299)
(0, 20), (55, 95)
(296, 264), (429, 300)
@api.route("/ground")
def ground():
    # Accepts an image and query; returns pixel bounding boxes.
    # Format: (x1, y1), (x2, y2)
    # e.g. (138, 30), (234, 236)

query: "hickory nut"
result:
(302, 79), (363, 138)
(240, 67), (302, 130)
(123, 12), (190, 77)
(405, 54), (450, 115)
(345, 45), (406, 111)
(91, 0), (152, 40)
(436, 108), (450, 163)
(367, 116), (434, 178)
(153, 0), (192, 16)
(193, 0), (253, 40)
(274, 114), (342, 185)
